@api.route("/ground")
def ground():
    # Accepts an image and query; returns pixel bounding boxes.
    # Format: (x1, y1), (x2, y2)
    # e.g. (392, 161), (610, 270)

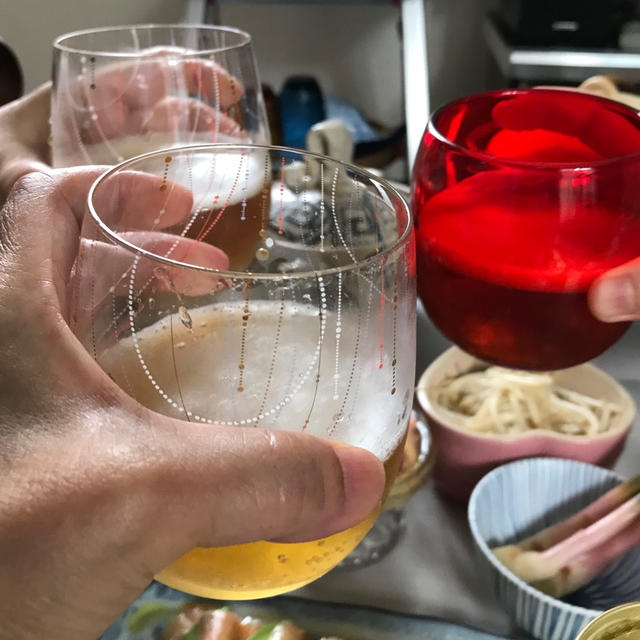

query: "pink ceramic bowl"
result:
(415, 347), (636, 502)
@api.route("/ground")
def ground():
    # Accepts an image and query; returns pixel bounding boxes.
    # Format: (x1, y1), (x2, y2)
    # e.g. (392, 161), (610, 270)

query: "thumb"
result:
(0, 393), (385, 639)
(130, 411), (386, 570)
(589, 258), (640, 322)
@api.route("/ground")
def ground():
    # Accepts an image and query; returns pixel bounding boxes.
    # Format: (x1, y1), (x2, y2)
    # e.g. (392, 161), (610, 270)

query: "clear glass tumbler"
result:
(52, 24), (269, 167)
(71, 143), (416, 600)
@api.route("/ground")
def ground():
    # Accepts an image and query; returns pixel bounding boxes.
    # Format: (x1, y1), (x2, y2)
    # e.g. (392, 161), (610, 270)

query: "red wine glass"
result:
(412, 88), (640, 371)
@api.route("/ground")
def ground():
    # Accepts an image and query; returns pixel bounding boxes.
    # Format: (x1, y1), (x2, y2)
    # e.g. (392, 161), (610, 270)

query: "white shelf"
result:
(185, 0), (429, 172)
(484, 14), (640, 83)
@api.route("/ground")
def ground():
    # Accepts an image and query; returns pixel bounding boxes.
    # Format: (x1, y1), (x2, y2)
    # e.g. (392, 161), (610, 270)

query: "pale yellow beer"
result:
(156, 443), (404, 599)
(166, 170), (268, 271)
(75, 140), (269, 271)
(100, 302), (409, 599)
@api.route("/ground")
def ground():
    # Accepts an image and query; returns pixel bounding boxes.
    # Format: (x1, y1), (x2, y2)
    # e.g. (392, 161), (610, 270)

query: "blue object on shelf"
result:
(279, 75), (326, 149)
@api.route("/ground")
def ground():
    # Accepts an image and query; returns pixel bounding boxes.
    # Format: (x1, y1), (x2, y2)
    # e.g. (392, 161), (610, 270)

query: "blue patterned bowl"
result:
(468, 458), (640, 640)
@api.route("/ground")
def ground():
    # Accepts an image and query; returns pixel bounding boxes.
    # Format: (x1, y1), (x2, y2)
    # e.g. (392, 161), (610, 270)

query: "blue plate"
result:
(102, 581), (513, 640)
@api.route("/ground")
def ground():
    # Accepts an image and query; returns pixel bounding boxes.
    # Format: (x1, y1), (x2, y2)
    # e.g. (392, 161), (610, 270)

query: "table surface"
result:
(295, 301), (640, 638)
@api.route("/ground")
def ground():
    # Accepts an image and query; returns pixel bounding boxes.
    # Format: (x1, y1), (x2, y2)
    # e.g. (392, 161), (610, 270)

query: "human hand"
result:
(0, 50), (250, 202)
(0, 83), (51, 202)
(0, 169), (384, 640)
(588, 262), (640, 322)
(52, 48), (248, 168)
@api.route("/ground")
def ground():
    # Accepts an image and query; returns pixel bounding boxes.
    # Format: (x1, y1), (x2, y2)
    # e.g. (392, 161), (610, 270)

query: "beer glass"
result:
(52, 25), (269, 167)
(338, 407), (434, 569)
(71, 143), (416, 599)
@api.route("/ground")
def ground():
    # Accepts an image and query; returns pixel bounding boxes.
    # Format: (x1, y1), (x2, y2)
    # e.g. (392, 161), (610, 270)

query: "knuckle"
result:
(6, 170), (55, 209)
(10, 170), (45, 194)
(0, 170), (57, 264)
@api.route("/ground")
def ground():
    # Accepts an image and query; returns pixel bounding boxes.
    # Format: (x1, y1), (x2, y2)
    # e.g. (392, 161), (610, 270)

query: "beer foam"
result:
(100, 300), (411, 461)
(54, 131), (232, 167)
(186, 148), (266, 209)
(111, 139), (266, 211)
(54, 133), (267, 211)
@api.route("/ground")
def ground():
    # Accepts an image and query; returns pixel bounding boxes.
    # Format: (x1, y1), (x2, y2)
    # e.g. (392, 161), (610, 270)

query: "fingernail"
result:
(334, 445), (385, 522)
(591, 276), (636, 321)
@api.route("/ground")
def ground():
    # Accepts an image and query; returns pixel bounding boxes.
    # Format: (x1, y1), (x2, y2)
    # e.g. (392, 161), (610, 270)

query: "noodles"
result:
(429, 367), (621, 436)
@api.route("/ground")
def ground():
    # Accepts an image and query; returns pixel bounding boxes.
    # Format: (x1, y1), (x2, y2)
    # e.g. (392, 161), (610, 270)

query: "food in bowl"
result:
(433, 366), (623, 437)
(416, 347), (636, 501)
(491, 474), (640, 597)
(155, 602), (341, 639)
(468, 458), (640, 640)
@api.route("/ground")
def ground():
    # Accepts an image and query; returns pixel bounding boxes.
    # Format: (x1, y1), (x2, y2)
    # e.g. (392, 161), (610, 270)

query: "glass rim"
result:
(575, 602), (640, 640)
(428, 87), (640, 170)
(87, 143), (413, 281)
(53, 24), (252, 57)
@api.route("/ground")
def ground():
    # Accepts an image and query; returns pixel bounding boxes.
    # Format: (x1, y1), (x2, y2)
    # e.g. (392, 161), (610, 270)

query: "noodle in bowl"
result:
(416, 347), (636, 502)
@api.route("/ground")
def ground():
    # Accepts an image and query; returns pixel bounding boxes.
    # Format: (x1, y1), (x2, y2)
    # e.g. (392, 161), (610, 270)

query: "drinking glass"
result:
(412, 89), (640, 371)
(52, 24), (269, 167)
(71, 143), (416, 600)
(337, 406), (434, 569)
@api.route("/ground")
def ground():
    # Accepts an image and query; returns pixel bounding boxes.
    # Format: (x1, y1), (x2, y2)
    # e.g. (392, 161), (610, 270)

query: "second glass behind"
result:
(52, 24), (269, 167)
(73, 143), (416, 599)
(412, 89), (640, 371)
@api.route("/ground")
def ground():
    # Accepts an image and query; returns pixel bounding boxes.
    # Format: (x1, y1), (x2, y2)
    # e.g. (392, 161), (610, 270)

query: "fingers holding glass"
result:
(589, 258), (640, 322)
(74, 57), (245, 138)
(70, 167), (230, 343)
(51, 26), (269, 167)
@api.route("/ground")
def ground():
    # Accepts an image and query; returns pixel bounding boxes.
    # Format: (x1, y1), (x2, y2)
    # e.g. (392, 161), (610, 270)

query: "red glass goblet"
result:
(412, 89), (640, 370)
